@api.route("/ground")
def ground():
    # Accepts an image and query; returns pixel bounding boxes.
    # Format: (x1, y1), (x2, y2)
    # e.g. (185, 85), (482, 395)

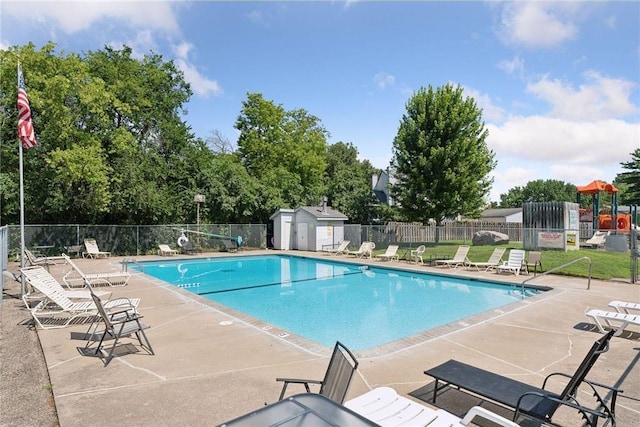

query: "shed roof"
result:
(481, 208), (523, 218)
(296, 206), (348, 220)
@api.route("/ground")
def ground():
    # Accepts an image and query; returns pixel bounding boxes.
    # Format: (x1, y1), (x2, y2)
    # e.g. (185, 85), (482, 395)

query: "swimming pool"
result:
(135, 255), (536, 350)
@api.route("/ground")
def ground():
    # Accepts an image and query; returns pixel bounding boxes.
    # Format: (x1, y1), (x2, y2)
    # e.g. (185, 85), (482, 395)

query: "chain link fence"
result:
(5, 224), (267, 258)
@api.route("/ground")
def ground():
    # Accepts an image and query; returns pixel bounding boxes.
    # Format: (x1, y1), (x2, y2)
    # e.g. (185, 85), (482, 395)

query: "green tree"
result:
(390, 84), (495, 226)
(325, 142), (378, 223)
(235, 93), (328, 220)
(616, 148), (640, 205)
(0, 43), (198, 225)
(200, 152), (260, 223)
(499, 179), (577, 208)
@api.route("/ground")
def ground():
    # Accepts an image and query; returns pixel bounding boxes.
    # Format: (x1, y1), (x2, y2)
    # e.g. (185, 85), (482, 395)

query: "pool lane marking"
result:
(196, 267), (368, 295)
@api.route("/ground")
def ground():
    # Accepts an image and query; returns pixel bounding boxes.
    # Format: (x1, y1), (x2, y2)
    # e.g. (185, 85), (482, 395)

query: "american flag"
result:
(17, 63), (37, 149)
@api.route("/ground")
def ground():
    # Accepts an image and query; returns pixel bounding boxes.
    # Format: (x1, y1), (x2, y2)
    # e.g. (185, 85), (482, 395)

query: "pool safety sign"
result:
(537, 231), (580, 251)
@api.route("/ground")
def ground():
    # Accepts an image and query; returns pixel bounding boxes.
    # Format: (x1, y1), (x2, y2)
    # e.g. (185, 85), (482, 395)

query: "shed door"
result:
(282, 220), (292, 250)
(296, 223), (308, 251)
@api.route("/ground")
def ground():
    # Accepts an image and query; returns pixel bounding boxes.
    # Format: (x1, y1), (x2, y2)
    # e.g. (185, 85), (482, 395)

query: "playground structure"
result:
(576, 180), (630, 231)
(597, 213), (631, 231)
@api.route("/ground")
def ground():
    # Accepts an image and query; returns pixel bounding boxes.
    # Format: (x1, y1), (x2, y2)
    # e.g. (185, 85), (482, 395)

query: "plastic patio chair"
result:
(525, 251), (543, 275)
(410, 245), (426, 265)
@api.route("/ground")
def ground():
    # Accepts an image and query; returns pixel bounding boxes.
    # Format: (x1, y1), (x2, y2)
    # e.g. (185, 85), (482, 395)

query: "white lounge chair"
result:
(347, 241), (375, 258)
(376, 245), (399, 261)
(344, 387), (520, 427)
(465, 248), (506, 271)
(585, 231), (608, 248)
(435, 245), (470, 268)
(324, 240), (351, 256)
(609, 300), (640, 314)
(5, 269), (111, 301)
(82, 238), (111, 258)
(62, 254), (131, 288)
(586, 309), (640, 336)
(496, 249), (526, 275)
(410, 245), (426, 265)
(21, 266), (139, 329)
(158, 244), (178, 256)
(23, 248), (67, 270)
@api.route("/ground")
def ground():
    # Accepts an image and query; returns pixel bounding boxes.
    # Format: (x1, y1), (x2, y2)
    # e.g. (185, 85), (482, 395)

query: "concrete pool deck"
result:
(3, 250), (640, 426)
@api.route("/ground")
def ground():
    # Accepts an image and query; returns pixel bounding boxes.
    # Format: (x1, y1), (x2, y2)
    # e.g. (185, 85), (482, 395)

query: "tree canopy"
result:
(324, 142), (379, 224)
(616, 148), (640, 205)
(0, 43), (199, 225)
(235, 93), (329, 219)
(3, 43), (521, 228)
(498, 179), (577, 208)
(390, 84), (495, 225)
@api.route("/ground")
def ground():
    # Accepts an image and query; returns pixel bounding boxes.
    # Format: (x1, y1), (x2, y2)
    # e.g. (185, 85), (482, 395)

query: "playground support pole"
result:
(631, 205), (638, 284)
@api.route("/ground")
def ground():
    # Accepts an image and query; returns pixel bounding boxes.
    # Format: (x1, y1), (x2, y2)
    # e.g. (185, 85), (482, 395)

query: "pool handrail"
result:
(520, 256), (592, 295)
(122, 258), (145, 273)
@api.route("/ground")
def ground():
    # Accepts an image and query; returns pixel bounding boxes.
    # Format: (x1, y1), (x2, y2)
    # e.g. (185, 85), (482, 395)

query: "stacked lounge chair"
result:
(21, 266), (139, 329)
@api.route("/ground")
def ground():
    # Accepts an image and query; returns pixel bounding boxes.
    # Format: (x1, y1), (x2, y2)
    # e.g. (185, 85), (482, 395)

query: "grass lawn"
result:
(381, 242), (637, 281)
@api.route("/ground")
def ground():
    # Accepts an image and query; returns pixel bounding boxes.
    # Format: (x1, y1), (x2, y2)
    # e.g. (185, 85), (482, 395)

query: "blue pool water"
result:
(134, 255), (534, 350)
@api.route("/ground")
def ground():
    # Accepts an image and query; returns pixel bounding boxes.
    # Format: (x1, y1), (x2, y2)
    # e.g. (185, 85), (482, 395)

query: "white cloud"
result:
(463, 87), (506, 122)
(548, 163), (609, 186)
(489, 166), (535, 201)
(172, 43), (222, 98)
(107, 29), (159, 60)
(498, 2), (578, 48)
(173, 41), (193, 60)
(486, 66), (639, 201)
(527, 71), (637, 121)
(487, 117), (638, 165)
(497, 56), (524, 75)
(3, 1), (180, 35)
(373, 72), (395, 90)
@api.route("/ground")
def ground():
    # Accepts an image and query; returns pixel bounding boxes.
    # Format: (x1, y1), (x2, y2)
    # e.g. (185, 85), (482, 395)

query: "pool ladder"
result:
(122, 257), (145, 273)
(516, 256), (593, 297)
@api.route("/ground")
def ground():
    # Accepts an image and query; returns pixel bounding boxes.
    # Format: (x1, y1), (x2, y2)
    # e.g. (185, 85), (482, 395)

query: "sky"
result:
(1, 1), (639, 202)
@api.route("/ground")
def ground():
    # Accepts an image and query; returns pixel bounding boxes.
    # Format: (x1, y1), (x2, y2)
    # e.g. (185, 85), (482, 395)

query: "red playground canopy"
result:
(576, 180), (618, 195)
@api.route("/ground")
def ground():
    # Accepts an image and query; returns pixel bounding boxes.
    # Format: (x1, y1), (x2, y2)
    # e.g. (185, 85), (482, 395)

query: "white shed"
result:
(269, 209), (295, 250)
(270, 204), (348, 251)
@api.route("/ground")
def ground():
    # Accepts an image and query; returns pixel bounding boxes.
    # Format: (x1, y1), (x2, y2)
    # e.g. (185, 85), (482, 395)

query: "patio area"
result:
(2, 250), (639, 426)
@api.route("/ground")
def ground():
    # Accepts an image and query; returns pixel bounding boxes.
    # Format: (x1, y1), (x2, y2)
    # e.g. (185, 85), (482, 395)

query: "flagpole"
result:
(18, 64), (26, 296)
(16, 61), (37, 296)
(18, 142), (25, 295)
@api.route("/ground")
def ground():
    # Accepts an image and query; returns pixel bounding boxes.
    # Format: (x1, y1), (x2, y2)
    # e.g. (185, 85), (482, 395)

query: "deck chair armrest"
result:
(275, 377), (322, 400)
(275, 377), (322, 386)
(104, 298), (138, 317)
(110, 312), (143, 324)
(515, 391), (608, 424)
(545, 372), (623, 395)
(544, 372), (622, 420)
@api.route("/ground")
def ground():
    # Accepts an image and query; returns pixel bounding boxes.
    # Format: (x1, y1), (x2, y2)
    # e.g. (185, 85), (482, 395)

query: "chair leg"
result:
(134, 323), (154, 355)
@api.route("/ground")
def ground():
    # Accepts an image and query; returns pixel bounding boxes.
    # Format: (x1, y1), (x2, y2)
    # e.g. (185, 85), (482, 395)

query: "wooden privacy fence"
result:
(344, 222), (524, 248)
(344, 222), (602, 249)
